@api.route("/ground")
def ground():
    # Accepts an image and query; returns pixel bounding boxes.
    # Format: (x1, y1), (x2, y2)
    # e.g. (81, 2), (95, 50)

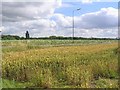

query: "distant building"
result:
(25, 31), (30, 39)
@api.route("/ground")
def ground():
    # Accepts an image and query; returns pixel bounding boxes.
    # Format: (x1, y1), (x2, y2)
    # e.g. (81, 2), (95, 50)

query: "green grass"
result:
(2, 79), (26, 88)
(94, 78), (118, 88)
(2, 40), (116, 53)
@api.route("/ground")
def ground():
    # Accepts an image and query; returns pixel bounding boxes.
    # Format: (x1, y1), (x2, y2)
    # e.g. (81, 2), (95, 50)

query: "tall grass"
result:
(2, 40), (116, 53)
(2, 40), (118, 88)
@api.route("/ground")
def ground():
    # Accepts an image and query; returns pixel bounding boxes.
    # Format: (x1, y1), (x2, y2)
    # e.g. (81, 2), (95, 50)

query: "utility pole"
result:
(72, 8), (81, 43)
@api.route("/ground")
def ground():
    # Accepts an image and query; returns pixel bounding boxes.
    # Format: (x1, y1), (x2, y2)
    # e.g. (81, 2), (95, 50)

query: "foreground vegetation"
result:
(2, 40), (119, 88)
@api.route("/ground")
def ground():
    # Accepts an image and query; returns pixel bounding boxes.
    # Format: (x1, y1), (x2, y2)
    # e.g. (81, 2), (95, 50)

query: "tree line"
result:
(1, 35), (119, 40)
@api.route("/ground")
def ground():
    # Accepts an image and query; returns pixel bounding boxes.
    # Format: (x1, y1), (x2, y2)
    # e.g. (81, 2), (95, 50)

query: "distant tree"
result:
(1, 35), (21, 40)
(49, 36), (57, 39)
(25, 31), (30, 39)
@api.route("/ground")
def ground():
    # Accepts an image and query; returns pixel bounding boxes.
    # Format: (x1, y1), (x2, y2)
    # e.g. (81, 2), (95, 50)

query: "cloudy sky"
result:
(1, 0), (119, 38)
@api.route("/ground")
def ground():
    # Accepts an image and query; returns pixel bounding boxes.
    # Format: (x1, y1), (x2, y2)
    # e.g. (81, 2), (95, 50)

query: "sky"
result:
(1, 0), (119, 38)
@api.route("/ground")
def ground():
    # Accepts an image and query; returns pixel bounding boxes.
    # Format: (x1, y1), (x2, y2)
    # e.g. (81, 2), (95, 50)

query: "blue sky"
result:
(60, 0), (119, 2)
(55, 2), (118, 16)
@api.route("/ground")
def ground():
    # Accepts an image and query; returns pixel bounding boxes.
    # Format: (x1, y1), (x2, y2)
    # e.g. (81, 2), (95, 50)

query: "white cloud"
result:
(2, 1), (62, 22)
(52, 7), (117, 29)
(52, 14), (72, 28)
(81, 0), (93, 4)
(51, 7), (118, 37)
(75, 7), (118, 29)
(2, 1), (61, 37)
(2, 19), (57, 37)
(2, 1), (118, 38)
(0, 27), (5, 32)
(74, 28), (117, 38)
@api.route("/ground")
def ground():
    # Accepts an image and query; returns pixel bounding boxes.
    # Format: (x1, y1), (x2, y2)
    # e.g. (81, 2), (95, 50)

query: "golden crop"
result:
(2, 41), (118, 88)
